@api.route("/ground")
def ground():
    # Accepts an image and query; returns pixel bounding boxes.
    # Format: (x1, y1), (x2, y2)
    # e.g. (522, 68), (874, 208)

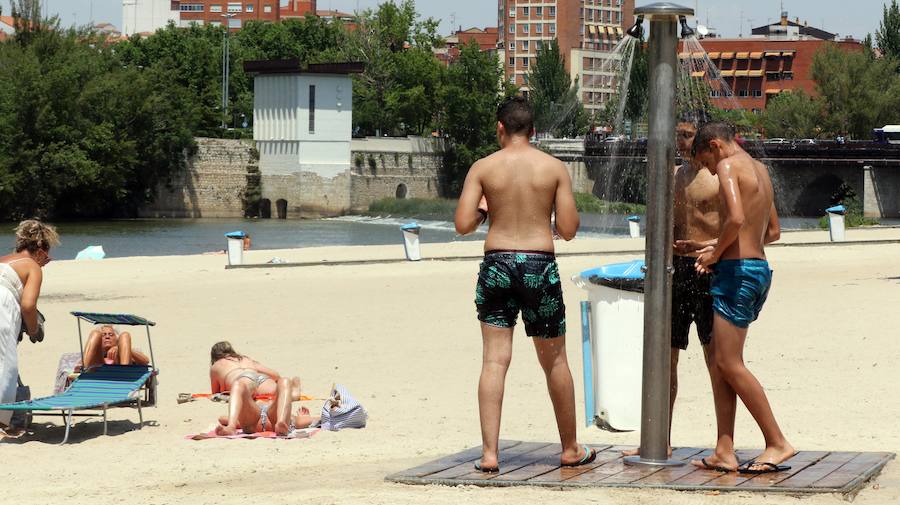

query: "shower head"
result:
(626, 15), (645, 39)
(679, 16), (695, 38)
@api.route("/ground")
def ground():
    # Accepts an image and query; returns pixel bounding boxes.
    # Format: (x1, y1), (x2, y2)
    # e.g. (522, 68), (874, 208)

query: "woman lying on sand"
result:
(209, 341), (317, 435)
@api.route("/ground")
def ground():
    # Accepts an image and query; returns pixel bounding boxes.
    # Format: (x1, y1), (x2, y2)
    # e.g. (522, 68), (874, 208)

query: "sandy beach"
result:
(1, 229), (898, 504)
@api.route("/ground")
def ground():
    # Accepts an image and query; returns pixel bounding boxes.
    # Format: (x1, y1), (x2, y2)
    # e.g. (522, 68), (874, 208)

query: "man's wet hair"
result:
(496, 95), (534, 136)
(692, 121), (737, 156)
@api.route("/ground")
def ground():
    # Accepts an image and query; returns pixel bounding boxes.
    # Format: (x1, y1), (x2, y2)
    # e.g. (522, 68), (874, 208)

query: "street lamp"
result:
(221, 13), (237, 130)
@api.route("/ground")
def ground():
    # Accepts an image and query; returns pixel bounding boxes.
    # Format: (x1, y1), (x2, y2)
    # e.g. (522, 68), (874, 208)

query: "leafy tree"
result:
(876, 0), (900, 61)
(761, 90), (825, 138)
(346, 0), (443, 136)
(529, 39), (587, 138)
(440, 41), (513, 194)
(0, 27), (196, 219)
(811, 45), (900, 137)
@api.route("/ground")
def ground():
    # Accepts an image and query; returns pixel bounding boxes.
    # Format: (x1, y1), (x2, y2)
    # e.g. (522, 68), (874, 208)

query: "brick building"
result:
(436, 27), (499, 66)
(176, 1), (281, 30)
(497, 0), (635, 117)
(683, 13), (862, 112)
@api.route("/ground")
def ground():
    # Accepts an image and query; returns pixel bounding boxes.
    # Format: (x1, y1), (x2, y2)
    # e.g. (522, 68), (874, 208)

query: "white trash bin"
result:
(826, 205), (847, 242)
(225, 231), (246, 266)
(627, 215), (642, 238)
(400, 223), (422, 261)
(572, 259), (645, 432)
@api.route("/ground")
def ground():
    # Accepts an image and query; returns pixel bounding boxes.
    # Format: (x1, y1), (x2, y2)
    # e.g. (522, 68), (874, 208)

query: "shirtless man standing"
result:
(454, 96), (596, 473)
(689, 121), (794, 474)
(624, 117), (721, 458)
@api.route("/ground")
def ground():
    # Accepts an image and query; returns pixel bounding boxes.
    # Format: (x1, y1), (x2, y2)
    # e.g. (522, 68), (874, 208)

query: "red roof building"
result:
(176, 1), (280, 30)
(436, 27), (499, 65)
(280, 1), (317, 20)
(1, 15), (16, 41)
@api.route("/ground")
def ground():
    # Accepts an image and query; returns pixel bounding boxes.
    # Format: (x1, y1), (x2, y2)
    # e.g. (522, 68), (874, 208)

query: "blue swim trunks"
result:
(710, 259), (773, 329)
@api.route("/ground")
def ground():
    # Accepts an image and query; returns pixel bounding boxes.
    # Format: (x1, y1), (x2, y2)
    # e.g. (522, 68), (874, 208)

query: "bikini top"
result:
(0, 259), (28, 303)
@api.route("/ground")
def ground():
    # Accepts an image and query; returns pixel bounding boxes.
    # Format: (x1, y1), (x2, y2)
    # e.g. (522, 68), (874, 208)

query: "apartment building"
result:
(122, 0), (318, 35)
(497, 0), (635, 117)
(177, 1), (281, 29)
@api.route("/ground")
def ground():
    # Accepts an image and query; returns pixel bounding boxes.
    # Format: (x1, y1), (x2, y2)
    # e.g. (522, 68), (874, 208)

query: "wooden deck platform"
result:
(386, 441), (895, 498)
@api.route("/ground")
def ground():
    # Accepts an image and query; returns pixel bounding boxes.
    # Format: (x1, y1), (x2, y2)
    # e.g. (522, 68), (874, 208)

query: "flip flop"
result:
(474, 462), (499, 473)
(697, 457), (736, 473)
(562, 445), (598, 467)
(738, 461), (791, 474)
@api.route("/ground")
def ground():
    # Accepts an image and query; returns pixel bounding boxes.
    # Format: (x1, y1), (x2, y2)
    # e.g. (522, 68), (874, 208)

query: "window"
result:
(523, 74), (529, 84)
(264, 4), (272, 13)
(509, 25), (515, 34)
(509, 8), (515, 17)
(522, 40), (529, 51)
(536, 24), (542, 34)
(228, 18), (241, 28)
(752, 89), (762, 98)
(739, 89), (749, 97)
(549, 6), (556, 17)
(180, 4), (204, 11)
(210, 4), (222, 12)
(535, 7), (543, 17)
(210, 21), (222, 27)
(522, 57), (529, 67)
(308, 85), (316, 134)
(508, 42), (515, 51)
(522, 24), (529, 34)
(522, 7), (529, 17)
(246, 4), (254, 12)
(227, 3), (242, 13)
(549, 23), (556, 34)
(509, 57), (515, 66)
(536, 40), (543, 50)
(710, 89), (721, 98)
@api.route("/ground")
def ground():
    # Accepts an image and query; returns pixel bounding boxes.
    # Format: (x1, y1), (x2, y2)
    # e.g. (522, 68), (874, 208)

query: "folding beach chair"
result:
(0, 312), (159, 444)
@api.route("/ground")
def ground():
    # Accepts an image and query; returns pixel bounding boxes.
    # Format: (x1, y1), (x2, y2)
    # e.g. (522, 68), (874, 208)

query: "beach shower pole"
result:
(624, 2), (693, 468)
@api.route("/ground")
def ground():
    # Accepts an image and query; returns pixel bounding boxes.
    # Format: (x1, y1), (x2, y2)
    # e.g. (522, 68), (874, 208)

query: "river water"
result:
(0, 215), (895, 260)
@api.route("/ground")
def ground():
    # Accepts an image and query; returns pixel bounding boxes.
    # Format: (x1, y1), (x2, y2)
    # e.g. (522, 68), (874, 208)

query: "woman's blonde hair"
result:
(14, 219), (60, 253)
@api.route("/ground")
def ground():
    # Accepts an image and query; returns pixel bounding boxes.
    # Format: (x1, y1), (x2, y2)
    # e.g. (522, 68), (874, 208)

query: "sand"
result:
(1, 229), (898, 504)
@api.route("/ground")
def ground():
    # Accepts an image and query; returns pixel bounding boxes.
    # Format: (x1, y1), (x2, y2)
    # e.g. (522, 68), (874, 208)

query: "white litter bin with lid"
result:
(400, 223), (422, 261)
(627, 215), (642, 238)
(572, 259), (645, 432)
(826, 205), (847, 242)
(225, 231), (246, 266)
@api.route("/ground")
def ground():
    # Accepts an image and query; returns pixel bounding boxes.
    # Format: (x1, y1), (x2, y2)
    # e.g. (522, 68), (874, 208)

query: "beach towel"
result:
(187, 427), (319, 441)
(317, 384), (367, 431)
(54, 352), (82, 394)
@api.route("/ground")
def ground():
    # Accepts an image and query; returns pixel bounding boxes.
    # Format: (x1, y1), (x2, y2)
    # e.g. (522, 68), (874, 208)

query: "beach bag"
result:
(318, 384), (367, 431)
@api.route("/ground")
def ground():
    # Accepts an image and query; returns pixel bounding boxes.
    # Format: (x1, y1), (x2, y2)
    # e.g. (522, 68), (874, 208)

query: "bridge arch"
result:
(275, 199), (288, 219)
(259, 199), (272, 219)
(793, 174), (851, 217)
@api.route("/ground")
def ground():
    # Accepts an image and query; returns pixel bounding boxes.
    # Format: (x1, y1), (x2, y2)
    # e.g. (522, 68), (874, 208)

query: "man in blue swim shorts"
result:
(454, 96), (596, 473)
(690, 121), (795, 475)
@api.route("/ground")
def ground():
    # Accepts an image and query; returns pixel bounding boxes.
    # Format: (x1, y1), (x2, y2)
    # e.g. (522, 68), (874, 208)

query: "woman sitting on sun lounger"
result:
(80, 325), (150, 370)
(209, 341), (317, 435)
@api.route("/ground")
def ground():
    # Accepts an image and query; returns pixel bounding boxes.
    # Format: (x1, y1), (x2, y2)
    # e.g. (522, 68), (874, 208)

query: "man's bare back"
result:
(478, 146), (575, 252)
(712, 151), (777, 261)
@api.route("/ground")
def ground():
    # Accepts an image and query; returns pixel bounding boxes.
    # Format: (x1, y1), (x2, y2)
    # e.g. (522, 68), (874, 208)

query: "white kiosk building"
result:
(244, 60), (364, 218)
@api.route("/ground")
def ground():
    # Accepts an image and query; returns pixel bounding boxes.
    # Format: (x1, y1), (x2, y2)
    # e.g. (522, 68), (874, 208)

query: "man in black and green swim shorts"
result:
(454, 96), (596, 474)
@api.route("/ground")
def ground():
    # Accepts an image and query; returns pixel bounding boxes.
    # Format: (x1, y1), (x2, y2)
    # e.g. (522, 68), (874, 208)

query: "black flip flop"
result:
(738, 461), (791, 474)
(698, 457), (736, 473)
(562, 445), (597, 467)
(474, 462), (499, 473)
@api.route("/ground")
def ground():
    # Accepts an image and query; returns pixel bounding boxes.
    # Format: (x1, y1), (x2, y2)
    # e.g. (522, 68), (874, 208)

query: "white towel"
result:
(0, 287), (21, 427)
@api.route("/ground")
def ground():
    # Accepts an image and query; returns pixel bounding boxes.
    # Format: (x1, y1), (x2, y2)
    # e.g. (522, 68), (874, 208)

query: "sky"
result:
(3, 0), (891, 41)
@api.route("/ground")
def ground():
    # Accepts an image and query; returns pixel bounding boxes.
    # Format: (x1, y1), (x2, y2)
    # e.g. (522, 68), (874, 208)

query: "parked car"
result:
(797, 138), (817, 145)
(764, 138), (789, 144)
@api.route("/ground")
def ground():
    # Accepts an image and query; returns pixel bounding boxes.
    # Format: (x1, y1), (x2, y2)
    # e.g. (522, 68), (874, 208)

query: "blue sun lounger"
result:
(0, 312), (159, 444)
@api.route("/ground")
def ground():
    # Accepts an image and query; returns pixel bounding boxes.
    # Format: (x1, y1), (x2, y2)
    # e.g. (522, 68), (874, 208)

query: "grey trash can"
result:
(400, 223), (422, 261)
(826, 205), (847, 242)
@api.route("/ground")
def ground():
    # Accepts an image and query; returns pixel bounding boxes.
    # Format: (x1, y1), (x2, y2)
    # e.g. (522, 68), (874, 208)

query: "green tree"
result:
(812, 45), (900, 137)
(876, 0), (900, 60)
(761, 90), (825, 138)
(440, 42), (512, 194)
(0, 26), (196, 219)
(529, 39), (587, 138)
(346, 0), (443, 136)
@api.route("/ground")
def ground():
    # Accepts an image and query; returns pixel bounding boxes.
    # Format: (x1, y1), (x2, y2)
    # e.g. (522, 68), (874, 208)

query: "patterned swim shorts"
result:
(474, 250), (566, 339)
